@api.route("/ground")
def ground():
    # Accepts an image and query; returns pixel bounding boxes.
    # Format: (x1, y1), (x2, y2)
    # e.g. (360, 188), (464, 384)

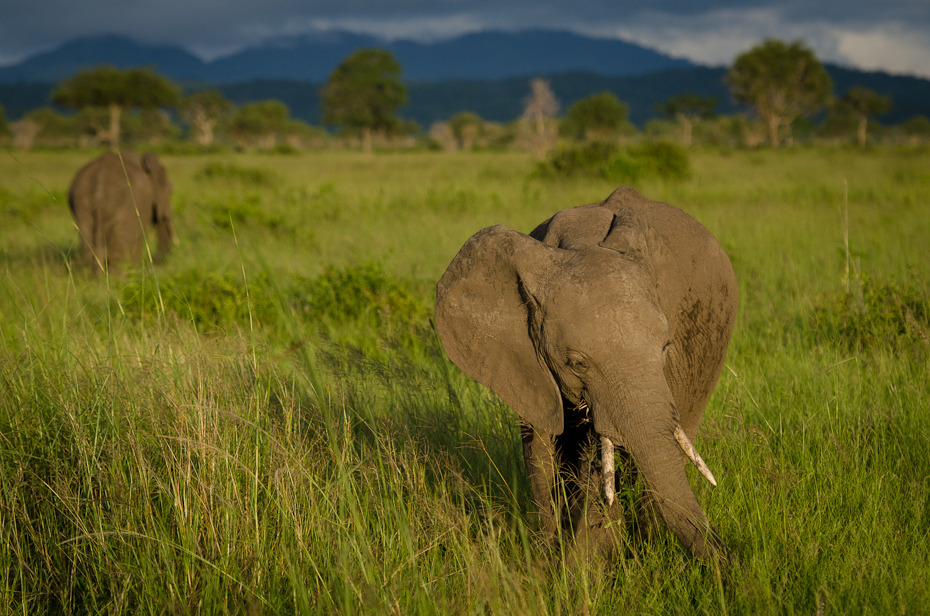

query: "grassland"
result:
(1, 145), (929, 614)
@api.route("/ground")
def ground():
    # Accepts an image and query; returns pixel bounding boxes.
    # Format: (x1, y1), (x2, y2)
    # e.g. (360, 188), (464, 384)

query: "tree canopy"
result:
(229, 100), (292, 149)
(181, 90), (234, 147)
(657, 94), (717, 146)
(563, 92), (629, 141)
(838, 86), (893, 147)
(726, 39), (833, 146)
(321, 49), (408, 152)
(52, 65), (179, 149)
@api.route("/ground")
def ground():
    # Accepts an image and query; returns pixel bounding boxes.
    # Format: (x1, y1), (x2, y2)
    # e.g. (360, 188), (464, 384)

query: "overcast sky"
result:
(2, 0), (929, 78)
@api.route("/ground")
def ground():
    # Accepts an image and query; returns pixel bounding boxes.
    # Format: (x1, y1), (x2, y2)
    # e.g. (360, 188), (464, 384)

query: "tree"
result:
(726, 39), (833, 147)
(838, 86), (892, 147)
(229, 100), (291, 149)
(563, 92), (629, 141)
(657, 94), (717, 146)
(321, 49), (408, 152)
(181, 90), (234, 146)
(52, 66), (179, 149)
(519, 78), (560, 159)
(448, 112), (484, 150)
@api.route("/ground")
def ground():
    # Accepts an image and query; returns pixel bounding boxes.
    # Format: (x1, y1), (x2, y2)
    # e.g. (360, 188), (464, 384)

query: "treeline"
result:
(1, 39), (929, 152)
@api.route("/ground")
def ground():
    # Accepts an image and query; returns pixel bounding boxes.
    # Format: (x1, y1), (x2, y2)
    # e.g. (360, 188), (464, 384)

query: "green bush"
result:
(207, 193), (285, 230)
(535, 140), (690, 181)
(298, 262), (431, 332)
(196, 162), (278, 186)
(118, 269), (278, 331)
(604, 141), (691, 182)
(811, 273), (930, 354)
(534, 141), (619, 178)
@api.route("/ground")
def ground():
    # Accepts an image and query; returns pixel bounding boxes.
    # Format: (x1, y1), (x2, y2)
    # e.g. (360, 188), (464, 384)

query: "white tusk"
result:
(674, 426), (718, 487)
(600, 436), (616, 506)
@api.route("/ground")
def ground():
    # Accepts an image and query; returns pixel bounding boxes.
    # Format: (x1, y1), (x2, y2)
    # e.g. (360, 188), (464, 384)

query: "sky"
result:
(1, 0), (929, 78)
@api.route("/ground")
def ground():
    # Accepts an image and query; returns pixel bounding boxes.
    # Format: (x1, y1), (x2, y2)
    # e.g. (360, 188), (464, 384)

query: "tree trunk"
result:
(361, 126), (373, 153)
(766, 114), (780, 147)
(857, 115), (868, 147)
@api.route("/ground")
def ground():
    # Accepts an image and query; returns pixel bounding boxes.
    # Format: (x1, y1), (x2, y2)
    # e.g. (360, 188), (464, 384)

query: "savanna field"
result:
(1, 145), (929, 614)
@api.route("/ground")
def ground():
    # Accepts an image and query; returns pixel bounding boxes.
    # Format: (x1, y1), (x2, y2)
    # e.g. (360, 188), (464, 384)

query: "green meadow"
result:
(1, 145), (928, 614)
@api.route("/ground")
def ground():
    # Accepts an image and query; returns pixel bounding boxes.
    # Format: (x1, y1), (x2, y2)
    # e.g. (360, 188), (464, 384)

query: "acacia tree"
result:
(838, 86), (892, 147)
(563, 92), (630, 141)
(520, 78), (560, 159)
(53, 66), (179, 149)
(181, 90), (234, 146)
(229, 100), (290, 149)
(448, 112), (484, 150)
(657, 94), (717, 146)
(321, 49), (408, 152)
(726, 40), (833, 147)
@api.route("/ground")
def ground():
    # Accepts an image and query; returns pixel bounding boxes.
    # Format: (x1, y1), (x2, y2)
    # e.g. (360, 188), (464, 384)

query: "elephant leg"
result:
(520, 423), (560, 538)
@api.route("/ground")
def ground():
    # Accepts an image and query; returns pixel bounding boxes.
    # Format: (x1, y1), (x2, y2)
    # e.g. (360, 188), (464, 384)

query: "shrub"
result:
(298, 262), (430, 331)
(534, 141), (619, 178)
(196, 162), (277, 186)
(207, 193), (285, 230)
(811, 273), (930, 354)
(118, 269), (278, 331)
(604, 141), (691, 182)
(535, 140), (690, 182)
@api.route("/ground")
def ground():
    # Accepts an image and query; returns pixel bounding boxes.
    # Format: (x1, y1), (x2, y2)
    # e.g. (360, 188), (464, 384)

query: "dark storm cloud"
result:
(1, 0), (929, 76)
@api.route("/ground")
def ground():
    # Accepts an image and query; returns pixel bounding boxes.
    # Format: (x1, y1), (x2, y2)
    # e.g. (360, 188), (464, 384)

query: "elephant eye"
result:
(565, 352), (588, 374)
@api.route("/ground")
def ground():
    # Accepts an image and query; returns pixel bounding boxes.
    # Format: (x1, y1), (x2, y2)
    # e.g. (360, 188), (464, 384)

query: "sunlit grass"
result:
(1, 145), (929, 613)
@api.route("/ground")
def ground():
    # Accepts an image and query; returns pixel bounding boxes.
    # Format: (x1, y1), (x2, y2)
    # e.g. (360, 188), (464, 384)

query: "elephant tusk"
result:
(674, 426), (718, 487)
(600, 436), (616, 506)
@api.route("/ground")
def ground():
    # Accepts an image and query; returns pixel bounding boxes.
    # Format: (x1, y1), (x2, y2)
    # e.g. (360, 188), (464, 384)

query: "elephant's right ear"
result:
(436, 225), (564, 435)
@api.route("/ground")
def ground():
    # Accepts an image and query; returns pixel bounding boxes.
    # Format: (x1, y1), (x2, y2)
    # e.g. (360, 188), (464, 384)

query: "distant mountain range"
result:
(0, 30), (696, 84)
(1, 30), (928, 128)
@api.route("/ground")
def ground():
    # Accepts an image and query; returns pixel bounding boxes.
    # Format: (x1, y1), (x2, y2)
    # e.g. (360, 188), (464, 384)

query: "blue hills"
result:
(0, 30), (928, 127)
(0, 30), (696, 84)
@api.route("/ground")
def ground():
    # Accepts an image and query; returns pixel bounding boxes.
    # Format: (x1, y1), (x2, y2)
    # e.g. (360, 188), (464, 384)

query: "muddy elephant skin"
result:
(68, 151), (174, 271)
(435, 187), (738, 560)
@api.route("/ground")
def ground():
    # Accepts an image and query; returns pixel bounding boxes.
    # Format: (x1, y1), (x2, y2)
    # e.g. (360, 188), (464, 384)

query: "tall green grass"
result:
(1, 145), (928, 613)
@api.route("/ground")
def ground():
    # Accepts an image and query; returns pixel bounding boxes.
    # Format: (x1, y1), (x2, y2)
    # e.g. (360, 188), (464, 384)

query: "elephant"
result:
(68, 150), (174, 272)
(435, 187), (737, 560)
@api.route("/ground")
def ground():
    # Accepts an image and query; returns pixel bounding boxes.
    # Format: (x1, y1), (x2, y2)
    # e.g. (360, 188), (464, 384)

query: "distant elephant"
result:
(435, 187), (738, 560)
(68, 151), (174, 271)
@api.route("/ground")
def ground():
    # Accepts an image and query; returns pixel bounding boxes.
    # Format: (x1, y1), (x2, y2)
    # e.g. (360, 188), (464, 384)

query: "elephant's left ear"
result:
(436, 225), (566, 435)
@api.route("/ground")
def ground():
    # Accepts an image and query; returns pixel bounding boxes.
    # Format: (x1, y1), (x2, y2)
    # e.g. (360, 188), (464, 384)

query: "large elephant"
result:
(435, 187), (737, 560)
(68, 151), (174, 271)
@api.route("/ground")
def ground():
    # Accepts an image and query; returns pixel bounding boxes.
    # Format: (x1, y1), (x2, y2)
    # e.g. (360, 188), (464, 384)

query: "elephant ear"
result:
(436, 225), (566, 435)
(140, 152), (160, 175)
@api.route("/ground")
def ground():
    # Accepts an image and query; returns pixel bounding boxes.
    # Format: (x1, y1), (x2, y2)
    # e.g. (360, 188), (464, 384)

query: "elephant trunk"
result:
(593, 378), (721, 559)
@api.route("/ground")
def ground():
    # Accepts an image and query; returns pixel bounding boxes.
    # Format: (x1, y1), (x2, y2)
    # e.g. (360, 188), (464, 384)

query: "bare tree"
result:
(520, 78), (560, 159)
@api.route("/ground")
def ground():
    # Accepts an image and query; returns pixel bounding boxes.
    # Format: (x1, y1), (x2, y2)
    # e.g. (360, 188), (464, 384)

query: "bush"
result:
(811, 273), (930, 354)
(196, 162), (278, 186)
(118, 269), (278, 331)
(534, 141), (619, 178)
(297, 262), (431, 333)
(535, 140), (690, 181)
(604, 142), (691, 182)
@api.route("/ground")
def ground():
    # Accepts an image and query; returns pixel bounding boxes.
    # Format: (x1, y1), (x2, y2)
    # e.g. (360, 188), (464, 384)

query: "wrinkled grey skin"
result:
(68, 151), (174, 272)
(435, 187), (737, 560)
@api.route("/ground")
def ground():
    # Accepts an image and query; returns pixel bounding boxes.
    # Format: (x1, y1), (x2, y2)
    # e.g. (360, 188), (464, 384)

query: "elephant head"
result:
(435, 187), (737, 559)
(140, 152), (174, 261)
